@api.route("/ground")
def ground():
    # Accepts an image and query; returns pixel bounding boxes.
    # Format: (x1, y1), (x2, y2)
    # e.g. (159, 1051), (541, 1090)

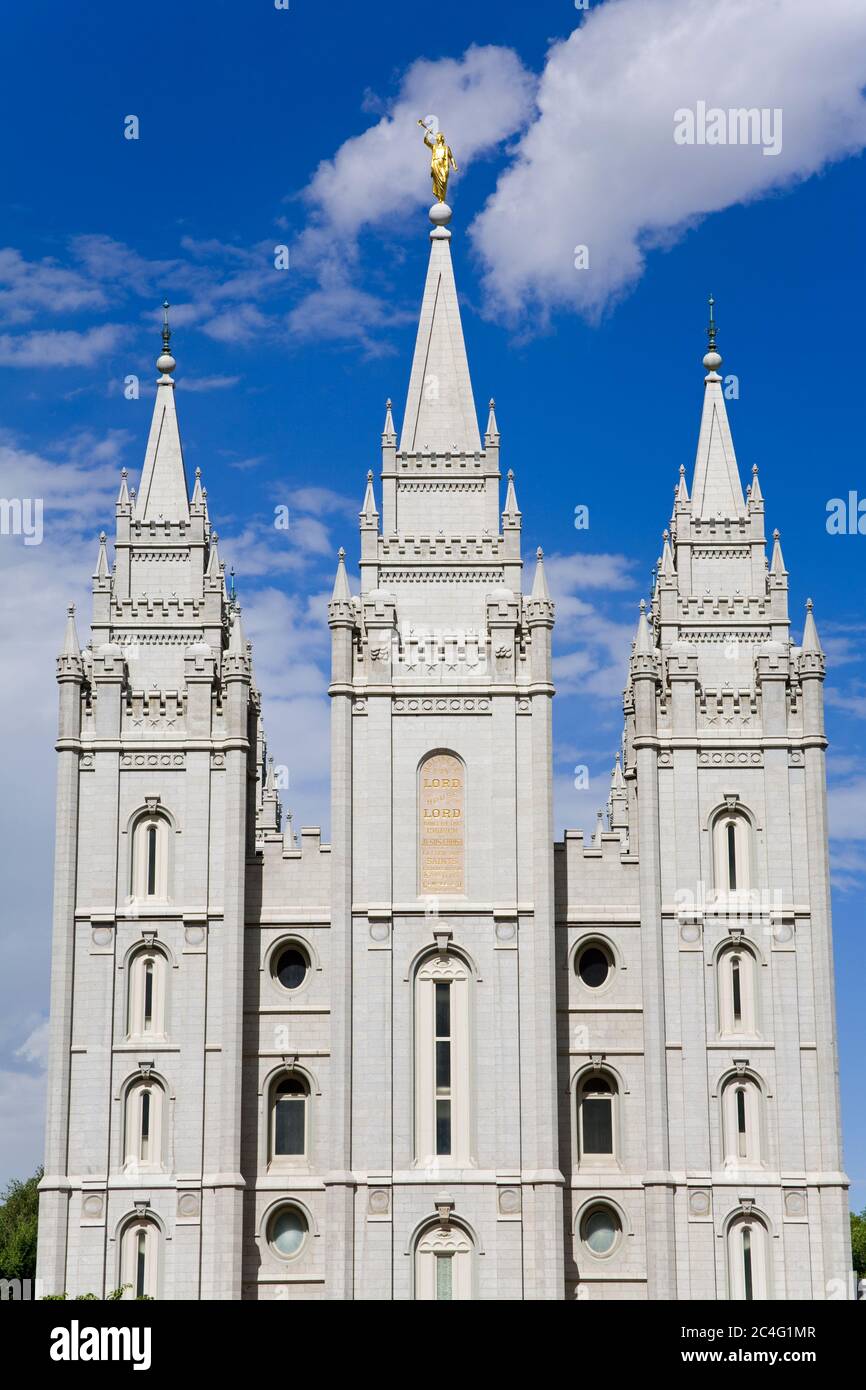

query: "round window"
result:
(269, 1206), (308, 1258)
(581, 1206), (620, 1256)
(577, 945), (611, 989)
(275, 947), (308, 991)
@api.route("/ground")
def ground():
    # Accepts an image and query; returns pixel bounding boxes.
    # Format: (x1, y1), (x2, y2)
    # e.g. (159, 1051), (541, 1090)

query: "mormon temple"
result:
(36, 201), (851, 1300)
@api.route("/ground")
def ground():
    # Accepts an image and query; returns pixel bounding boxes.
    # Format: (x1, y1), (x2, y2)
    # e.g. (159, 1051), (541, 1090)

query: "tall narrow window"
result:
(728, 1216), (769, 1300)
(120, 1218), (158, 1299)
(132, 812), (170, 901)
(136, 1229), (147, 1299)
(718, 946), (757, 1037)
(415, 955), (471, 1165)
(435, 1255), (453, 1301)
(271, 1075), (308, 1162)
(415, 1224), (473, 1300)
(727, 822), (738, 891)
(435, 982), (452, 1157)
(742, 1227), (753, 1301)
(722, 1075), (762, 1167)
(127, 950), (166, 1039)
(731, 956), (742, 1027)
(736, 1086), (747, 1159)
(123, 1078), (164, 1172)
(577, 1074), (616, 1160)
(714, 808), (752, 896)
(140, 1089), (151, 1163)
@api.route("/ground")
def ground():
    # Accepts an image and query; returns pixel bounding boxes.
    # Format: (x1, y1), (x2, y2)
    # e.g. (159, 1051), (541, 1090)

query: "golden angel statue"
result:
(418, 119), (458, 203)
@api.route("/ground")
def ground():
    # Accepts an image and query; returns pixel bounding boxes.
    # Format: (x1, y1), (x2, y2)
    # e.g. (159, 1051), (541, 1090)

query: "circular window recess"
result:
(274, 946), (309, 991)
(268, 1206), (308, 1259)
(576, 944), (612, 989)
(581, 1206), (621, 1257)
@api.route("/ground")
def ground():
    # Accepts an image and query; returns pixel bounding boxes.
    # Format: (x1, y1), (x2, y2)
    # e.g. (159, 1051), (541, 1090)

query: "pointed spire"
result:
(749, 462), (763, 504)
(485, 398), (500, 443)
(206, 530), (222, 579)
(593, 807), (606, 845)
(265, 754), (276, 794)
(191, 466), (204, 507)
(137, 301), (190, 522)
(382, 398), (396, 443)
(635, 598), (653, 653)
(331, 546), (351, 601)
(117, 467), (130, 506)
(93, 530), (110, 580)
(770, 528), (786, 576)
(503, 468), (520, 519)
(400, 215), (480, 454)
(691, 297), (746, 520)
(62, 602), (81, 658)
(531, 546), (550, 600)
(660, 529), (675, 577)
(228, 602), (246, 655)
(802, 598), (823, 654)
(361, 470), (378, 522)
(676, 463), (689, 503)
(611, 751), (626, 791)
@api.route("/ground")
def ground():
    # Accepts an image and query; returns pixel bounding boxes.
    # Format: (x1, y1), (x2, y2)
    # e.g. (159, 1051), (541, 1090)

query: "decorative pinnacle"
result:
(703, 293), (722, 373)
(157, 299), (176, 377)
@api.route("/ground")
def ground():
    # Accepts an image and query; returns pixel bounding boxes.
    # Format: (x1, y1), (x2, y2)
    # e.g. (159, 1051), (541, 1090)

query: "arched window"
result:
(120, 1216), (159, 1299)
(575, 941), (614, 990)
(713, 808), (752, 896)
(127, 949), (167, 1038)
(123, 1077), (165, 1172)
(414, 1222), (474, 1301)
(414, 953), (471, 1165)
(131, 811), (171, 902)
(576, 1072), (617, 1162)
(727, 1214), (770, 1300)
(721, 1075), (762, 1166)
(718, 944), (758, 1036)
(270, 1074), (309, 1163)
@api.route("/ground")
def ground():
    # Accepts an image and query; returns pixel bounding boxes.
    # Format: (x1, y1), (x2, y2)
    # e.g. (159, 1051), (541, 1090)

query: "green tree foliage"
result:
(0, 1167), (41, 1281)
(851, 1207), (866, 1280)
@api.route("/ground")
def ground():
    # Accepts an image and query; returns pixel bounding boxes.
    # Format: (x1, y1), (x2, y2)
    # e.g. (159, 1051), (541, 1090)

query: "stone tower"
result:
(326, 199), (564, 1298)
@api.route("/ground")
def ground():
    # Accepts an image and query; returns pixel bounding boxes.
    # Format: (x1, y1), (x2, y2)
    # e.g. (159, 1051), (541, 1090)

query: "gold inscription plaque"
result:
(419, 753), (465, 895)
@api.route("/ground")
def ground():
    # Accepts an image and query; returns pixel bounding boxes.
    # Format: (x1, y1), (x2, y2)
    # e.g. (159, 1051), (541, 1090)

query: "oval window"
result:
(577, 945), (610, 989)
(275, 947), (308, 991)
(581, 1206), (620, 1256)
(269, 1207), (308, 1258)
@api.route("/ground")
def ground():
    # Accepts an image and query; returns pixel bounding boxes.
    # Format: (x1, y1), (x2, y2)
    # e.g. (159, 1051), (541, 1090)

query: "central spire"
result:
(137, 301), (190, 522)
(690, 295), (746, 521)
(399, 204), (480, 455)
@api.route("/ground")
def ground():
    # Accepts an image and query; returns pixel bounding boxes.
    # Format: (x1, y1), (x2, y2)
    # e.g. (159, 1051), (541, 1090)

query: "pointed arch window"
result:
(415, 954), (471, 1165)
(717, 943), (758, 1036)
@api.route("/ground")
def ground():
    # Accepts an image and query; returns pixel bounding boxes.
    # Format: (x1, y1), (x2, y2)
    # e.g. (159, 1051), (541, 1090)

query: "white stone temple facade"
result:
(36, 207), (851, 1300)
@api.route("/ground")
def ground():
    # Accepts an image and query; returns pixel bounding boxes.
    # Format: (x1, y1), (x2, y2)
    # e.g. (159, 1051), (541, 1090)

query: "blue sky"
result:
(1, 0), (865, 1205)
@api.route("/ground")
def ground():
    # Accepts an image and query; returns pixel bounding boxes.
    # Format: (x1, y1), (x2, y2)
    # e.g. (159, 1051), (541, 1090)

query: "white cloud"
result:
(15, 1019), (48, 1068)
(0, 323), (126, 367)
(290, 44), (536, 346)
(470, 0), (866, 322)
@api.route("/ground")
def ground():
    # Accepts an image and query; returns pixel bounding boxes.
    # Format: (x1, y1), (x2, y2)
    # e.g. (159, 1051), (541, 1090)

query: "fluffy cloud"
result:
(470, 0), (866, 322)
(0, 323), (126, 367)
